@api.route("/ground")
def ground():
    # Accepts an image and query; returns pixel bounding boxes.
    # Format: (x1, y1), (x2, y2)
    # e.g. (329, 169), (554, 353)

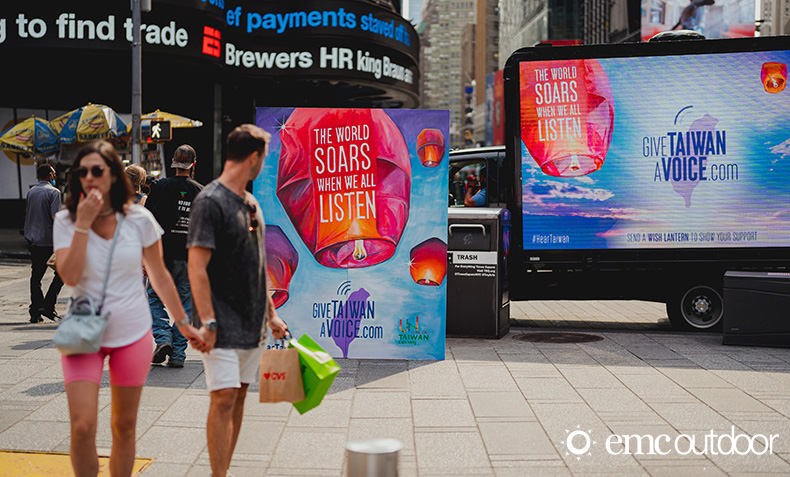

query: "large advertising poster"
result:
(518, 51), (790, 250)
(253, 108), (449, 360)
(640, 0), (755, 41)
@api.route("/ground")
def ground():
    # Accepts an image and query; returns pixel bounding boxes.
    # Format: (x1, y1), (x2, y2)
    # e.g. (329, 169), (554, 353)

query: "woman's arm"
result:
(142, 239), (202, 342)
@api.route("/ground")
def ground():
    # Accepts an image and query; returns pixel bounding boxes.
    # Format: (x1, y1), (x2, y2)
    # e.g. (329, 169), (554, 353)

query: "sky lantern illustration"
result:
(276, 108), (411, 268)
(416, 129), (445, 167)
(265, 225), (299, 309)
(520, 59), (614, 177)
(409, 237), (447, 286)
(761, 62), (787, 93)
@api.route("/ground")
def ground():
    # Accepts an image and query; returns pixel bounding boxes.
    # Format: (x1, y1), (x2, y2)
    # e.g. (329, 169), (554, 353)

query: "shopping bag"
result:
(259, 347), (305, 403)
(289, 334), (341, 414)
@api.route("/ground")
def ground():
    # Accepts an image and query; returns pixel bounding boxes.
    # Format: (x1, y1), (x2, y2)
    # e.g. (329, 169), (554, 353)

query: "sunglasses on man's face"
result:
(73, 165), (106, 179)
(247, 201), (259, 232)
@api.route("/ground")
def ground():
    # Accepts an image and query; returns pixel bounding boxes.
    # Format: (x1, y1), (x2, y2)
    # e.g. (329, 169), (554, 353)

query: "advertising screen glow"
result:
(519, 50), (790, 250)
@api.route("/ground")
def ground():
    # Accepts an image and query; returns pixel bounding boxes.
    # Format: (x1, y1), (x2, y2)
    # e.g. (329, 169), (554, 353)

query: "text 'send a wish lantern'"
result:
(417, 129), (446, 167)
(762, 62), (787, 94)
(276, 108), (411, 269)
(410, 237), (447, 286)
(520, 59), (614, 177)
(265, 225), (299, 308)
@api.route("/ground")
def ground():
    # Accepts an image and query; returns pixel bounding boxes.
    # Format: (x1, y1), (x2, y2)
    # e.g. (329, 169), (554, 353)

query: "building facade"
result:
(761, 0), (790, 35)
(420, 0), (476, 147)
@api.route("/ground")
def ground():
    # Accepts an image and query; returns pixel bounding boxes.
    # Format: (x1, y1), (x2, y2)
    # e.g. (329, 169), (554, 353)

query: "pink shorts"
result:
(61, 330), (154, 387)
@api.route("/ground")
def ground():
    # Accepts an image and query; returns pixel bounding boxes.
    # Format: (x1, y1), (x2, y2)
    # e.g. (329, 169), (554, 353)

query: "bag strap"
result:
(97, 213), (124, 313)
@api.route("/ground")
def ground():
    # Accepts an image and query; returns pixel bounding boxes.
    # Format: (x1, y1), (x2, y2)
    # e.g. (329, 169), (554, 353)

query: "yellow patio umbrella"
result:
(141, 109), (203, 128)
(0, 116), (59, 155)
(51, 103), (130, 144)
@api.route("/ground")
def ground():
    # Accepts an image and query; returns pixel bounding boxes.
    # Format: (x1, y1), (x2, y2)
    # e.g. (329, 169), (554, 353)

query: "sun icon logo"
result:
(560, 425), (595, 460)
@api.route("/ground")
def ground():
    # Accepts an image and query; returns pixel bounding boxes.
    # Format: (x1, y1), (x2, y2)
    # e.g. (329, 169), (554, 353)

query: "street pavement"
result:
(0, 262), (789, 476)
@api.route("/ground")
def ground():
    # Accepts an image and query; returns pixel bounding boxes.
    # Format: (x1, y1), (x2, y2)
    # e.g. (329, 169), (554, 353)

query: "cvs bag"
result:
(289, 334), (340, 415)
(53, 216), (123, 356)
(259, 344), (305, 403)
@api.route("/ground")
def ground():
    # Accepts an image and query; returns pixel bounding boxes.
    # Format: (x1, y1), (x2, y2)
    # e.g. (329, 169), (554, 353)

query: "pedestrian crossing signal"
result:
(146, 120), (171, 142)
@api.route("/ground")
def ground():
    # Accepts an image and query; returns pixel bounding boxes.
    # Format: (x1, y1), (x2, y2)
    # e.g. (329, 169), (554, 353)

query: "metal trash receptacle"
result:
(723, 271), (790, 348)
(346, 439), (402, 477)
(446, 208), (509, 338)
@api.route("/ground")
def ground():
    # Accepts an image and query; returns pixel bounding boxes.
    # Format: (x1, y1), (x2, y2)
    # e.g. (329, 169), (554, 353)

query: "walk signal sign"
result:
(147, 120), (171, 142)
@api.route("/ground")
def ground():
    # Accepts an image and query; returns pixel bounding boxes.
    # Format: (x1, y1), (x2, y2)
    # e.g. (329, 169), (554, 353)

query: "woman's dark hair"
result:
(64, 140), (133, 217)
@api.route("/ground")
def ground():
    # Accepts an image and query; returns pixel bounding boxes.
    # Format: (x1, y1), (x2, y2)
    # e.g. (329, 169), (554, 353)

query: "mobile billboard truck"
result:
(459, 37), (790, 331)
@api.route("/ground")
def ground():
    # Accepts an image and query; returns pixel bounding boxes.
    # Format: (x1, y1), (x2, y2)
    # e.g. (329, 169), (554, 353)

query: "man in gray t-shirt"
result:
(187, 124), (287, 476)
(24, 164), (64, 323)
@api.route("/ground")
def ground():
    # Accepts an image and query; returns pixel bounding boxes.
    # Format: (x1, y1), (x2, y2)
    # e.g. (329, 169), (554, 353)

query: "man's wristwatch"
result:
(202, 319), (218, 331)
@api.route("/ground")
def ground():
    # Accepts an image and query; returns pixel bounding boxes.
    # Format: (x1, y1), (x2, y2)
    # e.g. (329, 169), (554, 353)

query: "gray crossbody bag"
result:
(53, 215), (123, 356)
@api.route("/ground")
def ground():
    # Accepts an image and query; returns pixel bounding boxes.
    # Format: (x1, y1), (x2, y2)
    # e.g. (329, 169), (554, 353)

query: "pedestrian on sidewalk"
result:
(124, 164), (148, 206)
(187, 125), (288, 477)
(23, 163), (65, 323)
(145, 145), (204, 368)
(53, 140), (202, 477)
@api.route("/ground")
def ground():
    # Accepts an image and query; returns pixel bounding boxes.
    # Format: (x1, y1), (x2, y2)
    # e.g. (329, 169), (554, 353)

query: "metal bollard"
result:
(346, 438), (402, 477)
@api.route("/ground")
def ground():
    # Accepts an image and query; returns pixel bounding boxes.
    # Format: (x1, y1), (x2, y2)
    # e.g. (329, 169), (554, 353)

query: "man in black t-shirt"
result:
(145, 144), (204, 367)
(187, 124), (287, 476)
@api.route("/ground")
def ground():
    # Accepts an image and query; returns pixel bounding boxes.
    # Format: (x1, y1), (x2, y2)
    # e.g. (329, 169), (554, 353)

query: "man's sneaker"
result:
(167, 359), (185, 368)
(29, 315), (43, 323)
(152, 343), (172, 364)
(40, 309), (62, 322)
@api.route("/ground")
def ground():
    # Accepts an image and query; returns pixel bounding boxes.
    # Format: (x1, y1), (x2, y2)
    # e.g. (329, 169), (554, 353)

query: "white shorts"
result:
(201, 346), (266, 392)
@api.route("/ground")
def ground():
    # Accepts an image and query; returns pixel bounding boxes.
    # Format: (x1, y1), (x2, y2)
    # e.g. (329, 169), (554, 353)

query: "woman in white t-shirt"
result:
(54, 141), (202, 476)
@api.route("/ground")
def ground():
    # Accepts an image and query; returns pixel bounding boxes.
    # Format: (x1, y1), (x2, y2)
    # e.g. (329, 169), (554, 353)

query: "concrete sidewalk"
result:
(0, 263), (788, 476)
(0, 228), (29, 261)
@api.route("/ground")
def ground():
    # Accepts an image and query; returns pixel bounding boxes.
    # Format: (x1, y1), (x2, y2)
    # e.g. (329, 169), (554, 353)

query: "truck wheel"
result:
(666, 285), (723, 331)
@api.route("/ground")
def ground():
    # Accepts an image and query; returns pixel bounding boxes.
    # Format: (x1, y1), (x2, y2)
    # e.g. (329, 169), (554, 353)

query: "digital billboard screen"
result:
(640, 0), (755, 41)
(516, 49), (790, 251)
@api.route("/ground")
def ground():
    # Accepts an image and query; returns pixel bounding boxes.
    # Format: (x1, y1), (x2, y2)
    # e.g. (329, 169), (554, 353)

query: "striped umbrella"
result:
(0, 116), (59, 155)
(142, 109), (203, 128)
(51, 103), (129, 144)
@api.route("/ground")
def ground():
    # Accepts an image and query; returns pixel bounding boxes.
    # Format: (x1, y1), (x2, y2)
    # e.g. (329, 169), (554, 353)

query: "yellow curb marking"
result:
(0, 450), (153, 475)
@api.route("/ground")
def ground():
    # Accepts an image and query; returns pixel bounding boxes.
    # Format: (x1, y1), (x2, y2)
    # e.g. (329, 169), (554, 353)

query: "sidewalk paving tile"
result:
(478, 421), (556, 459)
(269, 428), (347, 471)
(351, 390), (411, 418)
(686, 388), (774, 413)
(468, 391), (534, 419)
(414, 431), (490, 469)
(412, 398), (475, 427)
(136, 426), (206, 464)
(0, 420), (70, 451)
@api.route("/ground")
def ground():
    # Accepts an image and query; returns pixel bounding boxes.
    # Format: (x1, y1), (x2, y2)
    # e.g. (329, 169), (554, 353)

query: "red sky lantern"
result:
(416, 129), (445, 167)
(520, 59), (614, 177)
(277, 108), (411, 268)
(265, 225), (299, 309)
(409, 237), (447, 286)
(762, 62), (787, 94)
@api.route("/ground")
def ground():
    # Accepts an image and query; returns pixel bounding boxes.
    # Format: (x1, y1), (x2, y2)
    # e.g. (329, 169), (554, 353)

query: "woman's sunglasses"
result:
(73, 165), (106, 179)
(247, 201), (259, 232)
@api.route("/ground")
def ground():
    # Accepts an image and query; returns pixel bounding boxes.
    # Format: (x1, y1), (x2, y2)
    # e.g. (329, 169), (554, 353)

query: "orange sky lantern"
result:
(762, 62), (787, 93)
(520, 59), (614, 177)
(276, 108), (412, 268)
(416, 129), (445, 167)
(409, 237), (447, 286)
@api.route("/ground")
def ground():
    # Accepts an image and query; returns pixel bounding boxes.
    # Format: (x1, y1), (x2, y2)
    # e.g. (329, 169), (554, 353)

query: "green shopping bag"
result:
(289, 334), (341, 414)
